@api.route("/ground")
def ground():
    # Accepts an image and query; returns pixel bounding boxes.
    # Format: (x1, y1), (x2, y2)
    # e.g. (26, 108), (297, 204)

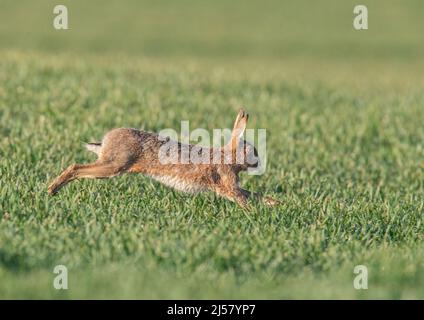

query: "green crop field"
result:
(0, 0), (423, 299)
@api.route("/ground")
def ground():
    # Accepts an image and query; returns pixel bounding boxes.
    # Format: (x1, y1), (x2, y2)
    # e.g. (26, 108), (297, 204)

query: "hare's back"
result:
(99, 128), (161, 164)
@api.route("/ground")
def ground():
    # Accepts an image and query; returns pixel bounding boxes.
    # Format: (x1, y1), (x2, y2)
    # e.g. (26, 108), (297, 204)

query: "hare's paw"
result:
(47, 179), (61, 195)
(263, 197), (281, 207)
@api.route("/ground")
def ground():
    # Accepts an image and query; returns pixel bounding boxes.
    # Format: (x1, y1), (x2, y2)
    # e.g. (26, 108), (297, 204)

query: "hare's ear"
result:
(229, 108), (248, 148)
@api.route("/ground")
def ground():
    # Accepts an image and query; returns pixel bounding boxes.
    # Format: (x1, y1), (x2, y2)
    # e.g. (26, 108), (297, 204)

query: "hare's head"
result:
(227, 109), (260, 170)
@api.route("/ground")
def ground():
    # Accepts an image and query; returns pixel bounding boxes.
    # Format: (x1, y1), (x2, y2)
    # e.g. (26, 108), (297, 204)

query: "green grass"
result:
(0, 0), (424, 299)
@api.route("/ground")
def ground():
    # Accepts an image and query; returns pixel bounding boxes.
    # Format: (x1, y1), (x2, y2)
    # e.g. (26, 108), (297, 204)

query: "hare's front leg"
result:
(214, 182), (280, 208)
(48, 162), (122, 195)
(222, 187), (280, 208)
(215, 186), (249, 209)
(212, 170), (249, 208)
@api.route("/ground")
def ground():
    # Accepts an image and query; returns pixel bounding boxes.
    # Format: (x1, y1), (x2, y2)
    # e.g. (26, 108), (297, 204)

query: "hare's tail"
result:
(85, 142), (102, 155)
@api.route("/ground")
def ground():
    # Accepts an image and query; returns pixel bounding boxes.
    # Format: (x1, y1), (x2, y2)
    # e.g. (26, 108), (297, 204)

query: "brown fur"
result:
(47, 109), (280, 209)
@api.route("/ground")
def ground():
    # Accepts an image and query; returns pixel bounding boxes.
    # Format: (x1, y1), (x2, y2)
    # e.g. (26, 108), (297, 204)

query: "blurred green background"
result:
(1, 0), (423, 60)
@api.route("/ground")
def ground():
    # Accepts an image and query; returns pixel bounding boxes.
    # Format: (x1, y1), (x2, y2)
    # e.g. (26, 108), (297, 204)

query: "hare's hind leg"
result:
(214, 181), (279, 209)
(47, 162), (122, 195)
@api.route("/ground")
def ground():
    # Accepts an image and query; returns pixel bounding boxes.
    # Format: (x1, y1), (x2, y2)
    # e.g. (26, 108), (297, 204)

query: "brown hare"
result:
(47, 109), (280, 208)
